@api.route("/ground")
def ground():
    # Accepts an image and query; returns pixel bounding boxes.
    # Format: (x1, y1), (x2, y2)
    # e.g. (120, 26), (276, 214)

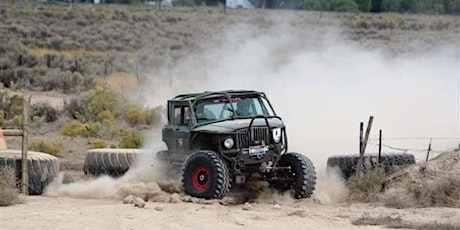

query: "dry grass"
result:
(28, 45), (105, 58)
(352, 214), (460, 230)
(407, 174), (460, 208)
(383, 151), (460, 208)
(59, 161), (84, 171)
(347, 167), (386, 202)
(0, 166), (20, 206)
(382, 188), (418, 209)
(96, 73), (139, 89)
(28, 139), (64, 157)
(384, 175), (460, 209)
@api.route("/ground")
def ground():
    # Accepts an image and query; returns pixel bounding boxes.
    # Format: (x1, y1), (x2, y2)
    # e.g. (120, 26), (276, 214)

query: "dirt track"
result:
(1, 195), (458, 230)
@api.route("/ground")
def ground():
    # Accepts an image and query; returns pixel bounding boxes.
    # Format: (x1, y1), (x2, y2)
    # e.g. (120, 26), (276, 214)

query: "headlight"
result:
(272, 128), (282, 143)
(223, 137), (234, 149)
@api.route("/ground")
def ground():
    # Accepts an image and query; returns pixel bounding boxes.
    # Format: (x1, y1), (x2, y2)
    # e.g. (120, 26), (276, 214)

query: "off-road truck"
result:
(157, 90), (316, 199)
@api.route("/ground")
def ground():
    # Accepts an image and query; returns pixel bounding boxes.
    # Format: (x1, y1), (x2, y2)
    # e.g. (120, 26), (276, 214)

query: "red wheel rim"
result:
(192, 166), (209, 190)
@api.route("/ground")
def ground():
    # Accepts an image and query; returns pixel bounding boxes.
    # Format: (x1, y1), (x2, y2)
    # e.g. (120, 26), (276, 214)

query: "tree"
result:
(303, 0), (323, 10)
(370, 0), (383, 12)
(330, 0), (359, 11)
(355, 0), (372, 12)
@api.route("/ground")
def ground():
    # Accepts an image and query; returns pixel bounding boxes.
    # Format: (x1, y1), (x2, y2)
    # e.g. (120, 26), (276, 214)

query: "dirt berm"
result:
(383, 150), (460, 208)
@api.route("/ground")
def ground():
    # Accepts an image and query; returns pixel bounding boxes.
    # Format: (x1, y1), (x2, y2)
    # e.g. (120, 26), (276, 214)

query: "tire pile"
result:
(0, 150), (59, 195)
(83, 149), (146, 177)
(327, 153), (416, 179)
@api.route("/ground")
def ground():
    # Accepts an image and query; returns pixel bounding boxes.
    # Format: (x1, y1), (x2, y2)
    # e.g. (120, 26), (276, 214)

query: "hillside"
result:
(0, 4), (459, 229)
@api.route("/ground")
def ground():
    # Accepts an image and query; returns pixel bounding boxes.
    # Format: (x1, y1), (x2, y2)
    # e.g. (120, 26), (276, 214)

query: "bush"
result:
(64, 97), (85, 120)
(28, 139), (64, 157)
(0, 110), (5, 125)
(97, 110), (114, 124)
(0, 90), (24, 120)
(0, 166), (20, 206)
(89, 138), (107, 149)
(10, 115), (23, 127)
(67, 88), (122, 123)
(61, 120), (87, 137)
(119, 130), (144, 148)
(60, 120), (100, 138)
(30, 102), (59, 122)
(347, 167), (386, 202)
(125, 105), (145, 127)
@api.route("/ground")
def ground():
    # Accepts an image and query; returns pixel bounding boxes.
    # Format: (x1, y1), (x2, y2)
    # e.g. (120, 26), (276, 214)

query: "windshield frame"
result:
(190, 92), (277, 127)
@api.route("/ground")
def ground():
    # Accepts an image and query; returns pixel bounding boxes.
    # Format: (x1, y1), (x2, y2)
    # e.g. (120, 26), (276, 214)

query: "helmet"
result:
(236, 99), (251, 116)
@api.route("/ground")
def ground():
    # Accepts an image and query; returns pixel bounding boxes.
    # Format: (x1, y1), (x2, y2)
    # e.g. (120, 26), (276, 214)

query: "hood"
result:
(193, 118), (284, 133)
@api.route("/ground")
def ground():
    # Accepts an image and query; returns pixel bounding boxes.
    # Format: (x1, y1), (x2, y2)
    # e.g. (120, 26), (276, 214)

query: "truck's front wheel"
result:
(182, 151), (230, 199)
(272, 152), (316, 199)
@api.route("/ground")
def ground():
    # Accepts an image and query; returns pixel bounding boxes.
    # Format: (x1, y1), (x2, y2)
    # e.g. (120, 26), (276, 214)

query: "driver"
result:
(195, 103), (215, 123)
(236, 99), (252, 116)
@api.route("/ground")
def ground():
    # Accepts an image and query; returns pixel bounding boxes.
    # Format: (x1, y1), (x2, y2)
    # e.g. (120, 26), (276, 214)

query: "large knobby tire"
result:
(83, 149), (144, 177)
(273, 152), (316, 199)
(0, 150), (59, 195)
(327, 153), (416, 179)
(182, 151), (230, 199)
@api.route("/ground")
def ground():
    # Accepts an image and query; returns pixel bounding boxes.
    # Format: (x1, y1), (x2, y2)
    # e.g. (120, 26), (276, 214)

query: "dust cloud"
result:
(143, 15), (459, 168)
(46, 14), (459, 204)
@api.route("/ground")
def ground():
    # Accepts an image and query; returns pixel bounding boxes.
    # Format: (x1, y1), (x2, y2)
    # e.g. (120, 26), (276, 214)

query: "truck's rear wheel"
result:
(272, 152), (316, 199)
(182, 151), (230, 199)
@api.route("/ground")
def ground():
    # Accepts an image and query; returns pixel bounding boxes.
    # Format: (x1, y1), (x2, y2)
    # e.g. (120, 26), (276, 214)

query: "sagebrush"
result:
(0, 166), (20, 206)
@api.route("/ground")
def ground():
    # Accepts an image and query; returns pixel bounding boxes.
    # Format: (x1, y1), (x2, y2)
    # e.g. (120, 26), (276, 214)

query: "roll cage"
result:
(168, 90), (280, 128)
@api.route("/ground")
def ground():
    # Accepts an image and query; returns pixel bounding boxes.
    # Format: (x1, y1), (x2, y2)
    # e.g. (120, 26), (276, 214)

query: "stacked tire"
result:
(83, 149), (145, 177)
(327, 153), (416, 179)
(0, 150), (59, 195)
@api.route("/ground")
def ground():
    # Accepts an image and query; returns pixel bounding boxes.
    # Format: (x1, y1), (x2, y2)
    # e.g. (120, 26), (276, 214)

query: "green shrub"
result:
(28, 139), (64, 157)
(0, 166), (20, 206)
(0, 110), (5, 125)
(67, 88), (122, 123)
(0, 91), (24, 120)
(10, 115), (23, 127)
(85, 122), (101, 137)
(61, 120), (87, 137)
(97, 110), (114, 124)
(89, 138), (107, 149)
(30, 102), (59, 122)
(347, 167), (386, 202)
(119, 130), (144, 148)
(60, 120), (100, 138)
(64, 97), (85, 121)
(125, 105), (145, 126)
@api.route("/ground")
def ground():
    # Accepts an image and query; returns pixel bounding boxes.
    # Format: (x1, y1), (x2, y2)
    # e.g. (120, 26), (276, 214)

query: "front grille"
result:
(236, 127), (270, 149)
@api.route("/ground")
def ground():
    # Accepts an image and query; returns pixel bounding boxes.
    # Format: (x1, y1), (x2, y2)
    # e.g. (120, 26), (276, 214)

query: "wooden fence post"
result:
(360, 116), (374, 157)
(426, 139), (432, 162)
(378, 129), (382, 164)
(359, 122), (363, 154)
(21, 96), (30, 195)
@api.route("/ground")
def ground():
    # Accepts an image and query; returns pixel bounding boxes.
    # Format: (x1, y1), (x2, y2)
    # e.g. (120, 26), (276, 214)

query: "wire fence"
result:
(365, 137), (460, 162)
